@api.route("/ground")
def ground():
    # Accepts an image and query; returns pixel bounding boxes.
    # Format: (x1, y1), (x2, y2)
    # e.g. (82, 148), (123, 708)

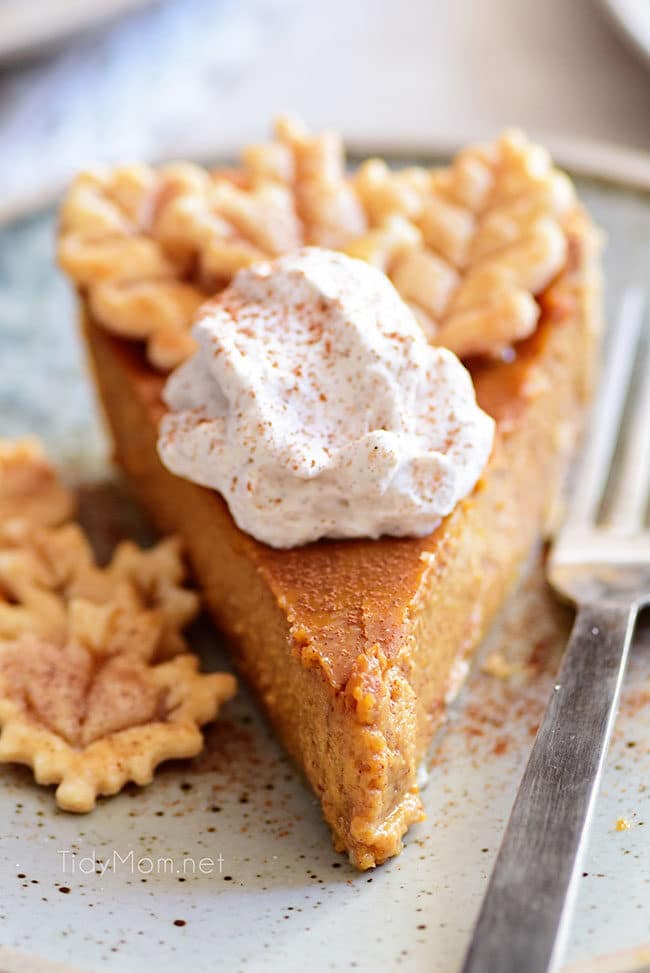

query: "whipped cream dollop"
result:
(158, 248), (494, 548)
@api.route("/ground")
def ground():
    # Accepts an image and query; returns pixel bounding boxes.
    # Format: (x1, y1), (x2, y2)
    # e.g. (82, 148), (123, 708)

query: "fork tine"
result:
(607, 309), (650, 532)
(567, 288), (645, 528)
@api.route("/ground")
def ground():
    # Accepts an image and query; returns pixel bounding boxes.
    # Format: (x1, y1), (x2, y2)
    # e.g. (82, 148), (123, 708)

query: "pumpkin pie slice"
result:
(58, 121), (602, 869)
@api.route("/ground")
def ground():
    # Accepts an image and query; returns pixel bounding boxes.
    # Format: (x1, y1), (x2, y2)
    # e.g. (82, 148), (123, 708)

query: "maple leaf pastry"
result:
(0, 439), (236, 810)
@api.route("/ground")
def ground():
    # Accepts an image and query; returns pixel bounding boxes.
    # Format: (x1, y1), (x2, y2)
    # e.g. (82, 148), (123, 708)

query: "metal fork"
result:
(462, 289), (650, 973)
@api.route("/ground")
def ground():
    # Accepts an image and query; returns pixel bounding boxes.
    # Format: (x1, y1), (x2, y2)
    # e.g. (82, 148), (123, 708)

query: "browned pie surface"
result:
(94, 227), (595, 683)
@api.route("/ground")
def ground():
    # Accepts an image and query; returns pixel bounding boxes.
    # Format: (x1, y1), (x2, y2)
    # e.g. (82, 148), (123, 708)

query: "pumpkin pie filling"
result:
(58, 121), (602, 868)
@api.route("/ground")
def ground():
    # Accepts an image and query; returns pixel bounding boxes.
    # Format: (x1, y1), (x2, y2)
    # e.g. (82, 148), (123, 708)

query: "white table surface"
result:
(0, 0), (649, 220)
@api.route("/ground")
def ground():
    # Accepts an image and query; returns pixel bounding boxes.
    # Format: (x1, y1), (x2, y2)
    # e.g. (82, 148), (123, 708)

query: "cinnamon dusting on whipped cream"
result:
(158, 248), (494, 548)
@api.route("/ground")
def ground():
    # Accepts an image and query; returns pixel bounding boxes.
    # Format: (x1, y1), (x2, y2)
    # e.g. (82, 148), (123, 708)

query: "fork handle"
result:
(462, 600), (639, 973)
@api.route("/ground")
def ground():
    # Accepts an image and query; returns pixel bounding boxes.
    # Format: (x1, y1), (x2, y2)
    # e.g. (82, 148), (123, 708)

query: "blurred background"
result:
(0, 0), (649, 221)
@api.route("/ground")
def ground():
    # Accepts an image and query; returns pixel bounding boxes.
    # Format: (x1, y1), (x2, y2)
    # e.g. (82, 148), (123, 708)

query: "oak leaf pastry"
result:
(0, 445), (200, 658)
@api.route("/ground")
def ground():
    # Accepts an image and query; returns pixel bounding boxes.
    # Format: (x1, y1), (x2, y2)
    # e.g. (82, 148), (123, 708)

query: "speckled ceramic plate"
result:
(1, 170), (649, 973)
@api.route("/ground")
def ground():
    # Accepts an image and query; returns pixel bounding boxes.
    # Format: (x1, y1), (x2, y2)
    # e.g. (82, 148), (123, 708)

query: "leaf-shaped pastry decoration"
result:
(0, 631), (235, 811)
(0, 437), (236, 810)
